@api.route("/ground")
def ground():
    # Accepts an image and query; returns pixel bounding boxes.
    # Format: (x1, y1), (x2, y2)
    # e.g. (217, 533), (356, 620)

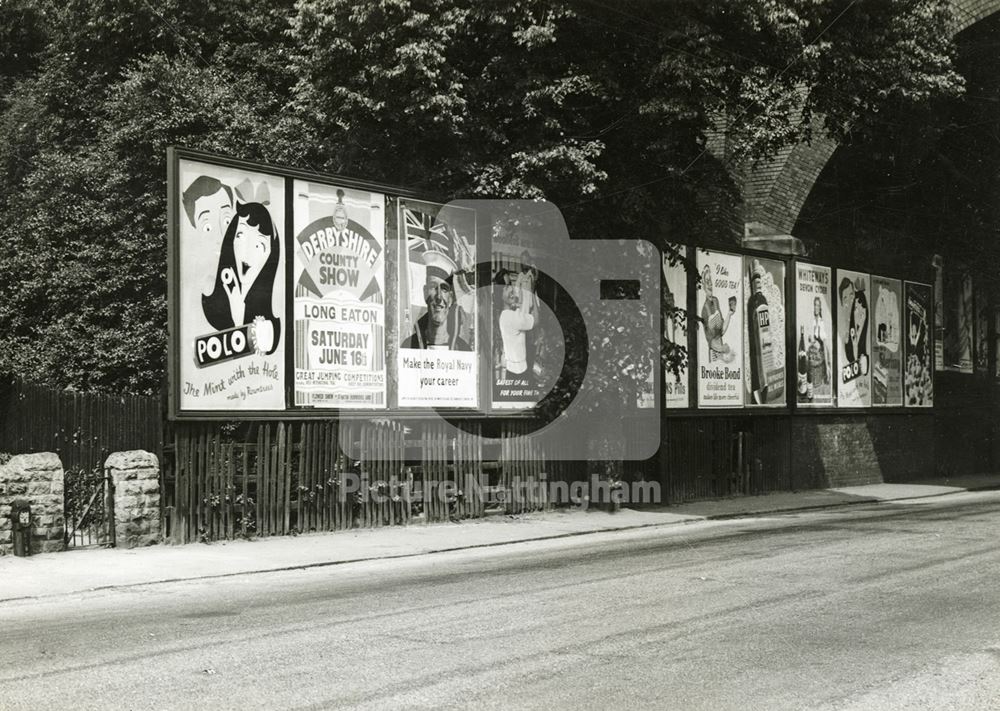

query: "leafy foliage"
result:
(0, 0), (964, 392)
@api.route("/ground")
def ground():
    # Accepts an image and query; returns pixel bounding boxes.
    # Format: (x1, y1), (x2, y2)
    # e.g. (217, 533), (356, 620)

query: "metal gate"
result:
(64, 465), (115, 548)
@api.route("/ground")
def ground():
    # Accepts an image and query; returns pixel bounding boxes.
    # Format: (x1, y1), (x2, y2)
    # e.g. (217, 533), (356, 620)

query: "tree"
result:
(0, 0), (964, 393)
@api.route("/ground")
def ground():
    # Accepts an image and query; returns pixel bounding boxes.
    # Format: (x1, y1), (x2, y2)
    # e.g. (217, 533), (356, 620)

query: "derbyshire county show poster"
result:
(177, 158), (285, 412)
(904, 281), (934, 407)
(697, 250), (743, 408)
(742, 256), (785, 406)
(663, 244), (689, 408)
(871, 276), (903, 407)
(397, 199), (478, 408)
(292, 180), (386, 408)
(795, 262), (833, 407)
(836, 269), (871, 408)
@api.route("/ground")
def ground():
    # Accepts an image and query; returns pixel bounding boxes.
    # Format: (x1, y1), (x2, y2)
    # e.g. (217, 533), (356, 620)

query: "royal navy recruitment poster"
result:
(795, 262), (833, 407)
(743, 256), (786, 406)
(178, 159), (285, 411)
(293, 181), (386, 408)
(872, 276), (902, 407)
(398, 200), (478, 408)
(836, 269), (871, 408)
(697, 250), (743, 408)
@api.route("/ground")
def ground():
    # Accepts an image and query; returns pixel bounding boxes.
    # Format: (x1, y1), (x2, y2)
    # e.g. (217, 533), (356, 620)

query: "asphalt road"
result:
(1, 491), (999, 710)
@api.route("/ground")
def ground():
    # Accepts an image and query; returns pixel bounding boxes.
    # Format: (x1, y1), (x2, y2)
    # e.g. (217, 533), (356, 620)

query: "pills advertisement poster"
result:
(177, 159), (286, 412)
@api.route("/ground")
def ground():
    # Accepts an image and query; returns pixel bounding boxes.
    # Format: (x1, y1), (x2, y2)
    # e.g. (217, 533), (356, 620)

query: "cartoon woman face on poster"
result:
(202, 202), (282, 354)
(837, 271), (871, 407)
(177, 159), (285, 412)
(700, 263), (737, 364)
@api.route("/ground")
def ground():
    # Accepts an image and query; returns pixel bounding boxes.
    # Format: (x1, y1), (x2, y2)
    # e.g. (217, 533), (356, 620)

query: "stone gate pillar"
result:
(0, 453), (65, 555)
(105, 450), (160, 549)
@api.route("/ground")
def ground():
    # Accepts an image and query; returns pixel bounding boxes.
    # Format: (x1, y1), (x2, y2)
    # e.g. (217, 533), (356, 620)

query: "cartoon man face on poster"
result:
(177, 160), (285, 412)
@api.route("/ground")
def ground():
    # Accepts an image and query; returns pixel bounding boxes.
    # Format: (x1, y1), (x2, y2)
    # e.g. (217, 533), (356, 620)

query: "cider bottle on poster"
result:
(747, 259), (774, 404)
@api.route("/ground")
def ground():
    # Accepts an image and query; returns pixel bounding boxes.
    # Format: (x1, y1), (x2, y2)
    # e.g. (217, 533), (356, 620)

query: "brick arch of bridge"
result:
(743, 0), (1000, 237)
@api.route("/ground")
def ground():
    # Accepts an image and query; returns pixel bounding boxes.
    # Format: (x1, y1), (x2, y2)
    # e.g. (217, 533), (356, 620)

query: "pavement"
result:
(1, 473), (998, 603)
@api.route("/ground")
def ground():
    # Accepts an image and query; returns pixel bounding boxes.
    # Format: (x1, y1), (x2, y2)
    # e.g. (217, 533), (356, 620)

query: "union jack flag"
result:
(404, 207), (451, 257)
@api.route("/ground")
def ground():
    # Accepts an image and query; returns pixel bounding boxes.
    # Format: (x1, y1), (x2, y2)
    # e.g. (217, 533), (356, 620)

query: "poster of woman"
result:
(177, 159), (285, 412)
(696, 250), (743, 408)
(836, 269), (871, 407)
(872, 276), (902, 406)
(795, 262), (833, 406)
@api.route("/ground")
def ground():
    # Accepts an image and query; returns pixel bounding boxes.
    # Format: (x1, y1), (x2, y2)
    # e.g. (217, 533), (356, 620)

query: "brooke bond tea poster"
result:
(697, 250), (743, 408)
(293, 181), (386, 408)
(178, 159), (285, 411)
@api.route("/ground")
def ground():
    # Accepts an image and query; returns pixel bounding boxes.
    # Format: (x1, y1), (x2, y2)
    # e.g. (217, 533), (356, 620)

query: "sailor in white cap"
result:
(402, 249), (472, 351)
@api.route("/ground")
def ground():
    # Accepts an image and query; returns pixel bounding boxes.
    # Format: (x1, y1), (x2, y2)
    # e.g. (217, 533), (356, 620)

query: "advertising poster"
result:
(933, 255), (944, 371)
(995, 309), (1000, 379)
(663, 244), (689, 408)
(397, 200), (478, 407)
(292, 181), (386, 408)
(943, 271), (973, 373)
(975, 287), (989, 373)
(794, 262), (834, 407)
(743, 256), (786, 406)
(871, 276), (903, 406)
(697, 250), (743, 408)
(177, 159), (285, 411)
(904, 282), (934, 407)
(836, 269), (871, 408)
(490, 240), (563, 410)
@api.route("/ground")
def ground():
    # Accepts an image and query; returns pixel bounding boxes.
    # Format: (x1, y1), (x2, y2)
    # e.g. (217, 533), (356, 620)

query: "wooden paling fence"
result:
(164, 419), (551, 543)
(0, 375), (162, 472)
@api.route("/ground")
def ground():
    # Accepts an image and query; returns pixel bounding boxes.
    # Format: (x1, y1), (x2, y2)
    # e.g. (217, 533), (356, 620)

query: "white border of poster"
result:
(871, 276), (903, 407)
(697, 250), (744, 408)
(794, 262), (834, 407)
(904, 281), (934, 407)
(663, 244), (689, 408)
(177, 158), (286, 412)
(835, 269), (872, 408)
(397, 199), (478, 408)
(292, 180), (387, 409)
(743, 256), (786, 407)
